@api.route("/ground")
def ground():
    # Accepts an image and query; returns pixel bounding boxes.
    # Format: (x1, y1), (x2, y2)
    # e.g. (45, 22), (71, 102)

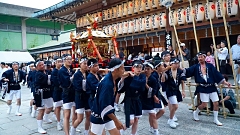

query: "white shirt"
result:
(127, 54), (132, 60)
(218, 47), (228, 60)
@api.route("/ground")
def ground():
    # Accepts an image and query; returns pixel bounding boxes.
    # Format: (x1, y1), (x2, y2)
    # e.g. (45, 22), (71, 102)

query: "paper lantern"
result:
(205, 1), (215, 20)
(103, 26), (108, 35)
(98, 12), (103, 22)
(112, 6), (117, 19)
(113, 23), (118, 32)
(107, 8), (112, 20)
(152, 0), (159, 9)
(128, 1), (134, 15)
(177, 7), (186, 25)
(216, 0), (226, 18)
(227, 0), (238, 16)
(195, 3), (205, 22)
(128, 19), (134, 34)
(117, 4), (123, 18)
(140, 0), (147, 12)
(118, 22), (123, 35)
(140, 16), (146, 31)
(146, 15), (152, 30)
(146, 0), (152, 11)
(152, 13), (160, 29)
(186, 6), (195, 24)
(159, 12), (166, 28)
(123, 21), (129, 34)
(134, 18), (140, 33)
(103, 10), (107, 20)
(123, 2), (128, 17)
(134, 0), (140, 13)
(169, 10), (177, 26)
(109, 25), (114, 35)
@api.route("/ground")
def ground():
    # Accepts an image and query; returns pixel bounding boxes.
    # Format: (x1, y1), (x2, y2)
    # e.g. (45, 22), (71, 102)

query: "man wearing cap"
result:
(177, 43), (190, 81)
(1, 61), (24, 116)
(34, 60), (54, 134)
(90, 58), (125, 135)
(184, 52), (230, 126)
(117, 60), (146, 135)
(51, 56), (63, 131)
(58, 54), (77, 135)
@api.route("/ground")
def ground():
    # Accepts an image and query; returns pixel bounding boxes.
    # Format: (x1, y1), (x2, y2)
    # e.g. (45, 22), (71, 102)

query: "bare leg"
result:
(131, 117), (139, 135)
(63, 109), (71, 135)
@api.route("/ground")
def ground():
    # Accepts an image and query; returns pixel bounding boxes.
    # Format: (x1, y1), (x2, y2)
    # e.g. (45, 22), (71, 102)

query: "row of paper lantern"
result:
(76, 0), (238, 28)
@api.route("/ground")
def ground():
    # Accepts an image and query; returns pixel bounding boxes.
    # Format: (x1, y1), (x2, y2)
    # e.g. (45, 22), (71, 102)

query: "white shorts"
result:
(155, 101), (165, 113)
(38, 98), (54, 109)
(63, 102), (76, 110)
(75, 108), (91, 114)
(7, 90), (21, 101)
(91, 120), (116, 135)
(169, 96), (178, 105)
(130, 114), (142, 120)
(54, 100), (63, 108)
(30, 92), (34, 99)
(142, 110), (156, 115)
(200, 92), (219, 102)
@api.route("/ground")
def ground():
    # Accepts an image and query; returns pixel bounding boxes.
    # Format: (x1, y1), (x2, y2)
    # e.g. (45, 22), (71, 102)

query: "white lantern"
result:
(140, 16), (146, 31)
(134, 0), (140, 14)
(169, 10), (177, 26)
(128, 19), (134, 34)
(103, 10), (107, 20)
(227, 0), (238, 16)
(123, 2), (128, 17)
(195, 3), (205, 22)
(216, 0), (226, 18)
(113, 23), (118, 32)
(123, 21), (129, 34)
(152, 0), (159, 9)
(205, 1), (215, 20)
(140, 0), (147, 12)
(98, 12), (103, 22)
(146, 15), (152, 31)
(117, 4), (123, 18)
(112, 6), (117, 19)
(159, 12), (166, 28)
(128, 1), (134, 15)
(146, 0), (152, 11)
(152, 13), (160, 29)
(104, 26), (109, 35)
(177, 7), (186, 25)
(118, 22), (123, 35)
(109, 25), (114, 35)
(134, 18), (140, 33)
(107, 8), (112, 20)
(186, 6), (195, 24)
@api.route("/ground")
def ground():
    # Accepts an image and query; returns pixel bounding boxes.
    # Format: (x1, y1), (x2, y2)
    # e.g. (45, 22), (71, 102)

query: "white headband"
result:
(132, 63), (143, 67)
(36, 61), (43, 66)
(29, 63), (34, 66)
(80, 58), (88, 64)
(144, 62), (154, 69)
(63, 55), (71, 60)
(155, 62), (164, 69)
(88, 62), (95, 68)
(109, 60), (125, 72)
(170, 59), (180, 64)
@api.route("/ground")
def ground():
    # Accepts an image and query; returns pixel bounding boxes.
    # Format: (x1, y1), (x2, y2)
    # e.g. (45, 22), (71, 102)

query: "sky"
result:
(0, 0), (63, 9)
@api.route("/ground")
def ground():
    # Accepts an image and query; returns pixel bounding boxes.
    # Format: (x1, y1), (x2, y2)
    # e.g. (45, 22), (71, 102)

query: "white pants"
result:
(142, 110), (156, 115)
(200, 92), (219, 102)
(54, 100), (63, 108)
(91, 120), (116, 135)
(234, 64), (240, 84)
(75, 108), (91, 114)
(38, 98), (54, 109)
(7, 90), (21, 101)
(168, 96), (178, 105)
(63, 102), (75, 110)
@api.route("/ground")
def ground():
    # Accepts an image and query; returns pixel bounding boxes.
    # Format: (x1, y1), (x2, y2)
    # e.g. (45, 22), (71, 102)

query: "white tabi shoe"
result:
(173, 115), (178, 122)
(167, 119), (179, 126)
(43, 114), (52, 124)
(70, 126), (76, 135)
(169, 120), (177, 129)
(7, 106), (12, 114)
(31, 109), (36, 118)
(15, 112), (22, 116)
(193, 111), (200, 121)
(149, 127), (154, 133)
(37, 120), (47, 134)
(214, 119), (223, 126)
(114, 104), (120, 112)
(57, 122), (63, 131)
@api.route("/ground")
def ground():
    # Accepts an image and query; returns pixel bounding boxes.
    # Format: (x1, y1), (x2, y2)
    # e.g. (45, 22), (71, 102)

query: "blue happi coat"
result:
(184, 63), (224, 94)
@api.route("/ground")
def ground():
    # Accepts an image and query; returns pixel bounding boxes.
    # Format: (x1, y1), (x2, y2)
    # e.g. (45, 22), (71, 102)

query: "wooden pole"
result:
(221, 0), (240, 110)
(189, 0), (199, 52)
(205, 0), (225, 117)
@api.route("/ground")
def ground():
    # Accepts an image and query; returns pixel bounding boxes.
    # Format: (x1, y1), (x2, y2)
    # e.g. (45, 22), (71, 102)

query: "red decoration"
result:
(224, 2), (226, 7)
(211, 4), (215, 10)
(157, 17), (160, 20)
(100, 13), (102, 16)
(130, 3), (133, 7)
(200, 7), (204, 12)
(235, 0), (238, 5)
(183, 11), (186, 15)
(164, 15), (167, 19)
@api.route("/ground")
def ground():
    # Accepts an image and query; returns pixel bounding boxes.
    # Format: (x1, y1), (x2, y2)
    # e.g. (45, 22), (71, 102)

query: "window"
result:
(0, 23), (7, 30)
(7, 24), (21, 31)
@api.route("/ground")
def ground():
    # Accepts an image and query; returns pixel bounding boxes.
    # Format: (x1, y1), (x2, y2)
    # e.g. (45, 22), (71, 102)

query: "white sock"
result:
(153, 129), (159, 135)
(44, 113), (49, 120)
(213, 111), (218, 121)
(84, 130), (89, 134)
(114, 103), (118, 107)
(16, 105), (20, 113)
(37, 120), (43, 128)
(195, 108), (200, 114)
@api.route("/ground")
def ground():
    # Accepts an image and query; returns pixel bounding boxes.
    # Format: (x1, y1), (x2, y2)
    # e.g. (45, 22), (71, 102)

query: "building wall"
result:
(0, 14), (75, 51)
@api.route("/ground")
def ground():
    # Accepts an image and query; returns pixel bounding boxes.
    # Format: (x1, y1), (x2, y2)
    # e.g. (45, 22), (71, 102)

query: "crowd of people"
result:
(0, 36), (239, 135)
